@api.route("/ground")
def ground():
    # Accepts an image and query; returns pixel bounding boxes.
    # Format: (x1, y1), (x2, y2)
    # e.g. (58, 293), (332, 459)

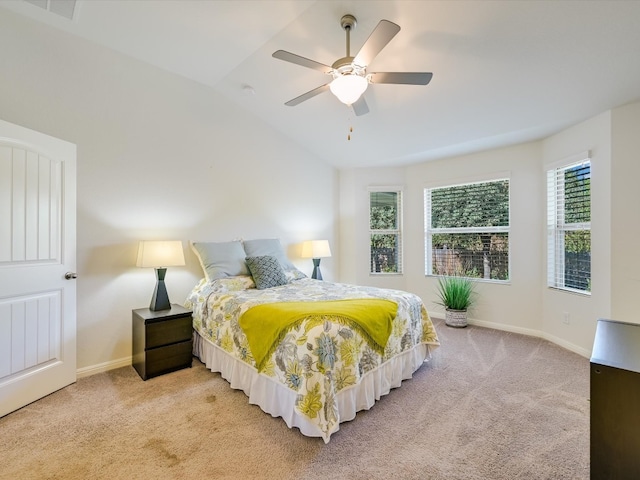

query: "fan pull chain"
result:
(348, 126), (353, 141)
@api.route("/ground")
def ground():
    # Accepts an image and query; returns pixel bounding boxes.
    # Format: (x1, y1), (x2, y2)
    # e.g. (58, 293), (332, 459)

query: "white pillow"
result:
(191, 241), (250, 282)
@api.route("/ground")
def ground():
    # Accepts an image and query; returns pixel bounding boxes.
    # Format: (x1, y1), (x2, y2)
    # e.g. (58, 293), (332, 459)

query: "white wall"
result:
(541, 111), (612, 356)
(338, 167), (407, 289)
(339, 142), (544, 334)
(0, 11), (337, 373)
(611, 102), (640, 322)
(407, 142), (545, 334)
(4, 9), (638, 370)
(339, 107), (630, 358)
(340, 113), (640, 356)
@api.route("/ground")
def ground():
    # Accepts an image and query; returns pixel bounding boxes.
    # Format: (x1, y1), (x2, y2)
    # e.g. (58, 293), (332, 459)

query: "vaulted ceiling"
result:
(3, 0), (640, 168)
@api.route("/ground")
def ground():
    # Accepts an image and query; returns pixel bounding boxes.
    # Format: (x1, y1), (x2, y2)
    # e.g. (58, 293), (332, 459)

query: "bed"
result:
(186, 239), (439, 443)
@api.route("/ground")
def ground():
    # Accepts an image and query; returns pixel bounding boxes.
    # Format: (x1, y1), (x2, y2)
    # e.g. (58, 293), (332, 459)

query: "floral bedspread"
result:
(185, 276), (439, 439)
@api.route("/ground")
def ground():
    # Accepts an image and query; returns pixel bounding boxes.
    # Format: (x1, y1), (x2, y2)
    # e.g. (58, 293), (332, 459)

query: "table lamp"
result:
(301, 240), (332, 280)
(136, 240), (185, 311)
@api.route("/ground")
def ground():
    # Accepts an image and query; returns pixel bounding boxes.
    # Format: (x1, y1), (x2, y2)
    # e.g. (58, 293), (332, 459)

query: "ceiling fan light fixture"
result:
(273, 15), (431, 115)
(329, 74), (368, 105)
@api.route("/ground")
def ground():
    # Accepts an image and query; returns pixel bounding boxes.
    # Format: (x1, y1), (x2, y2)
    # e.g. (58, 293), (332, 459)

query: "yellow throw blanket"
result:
(239, 299), (398, 372)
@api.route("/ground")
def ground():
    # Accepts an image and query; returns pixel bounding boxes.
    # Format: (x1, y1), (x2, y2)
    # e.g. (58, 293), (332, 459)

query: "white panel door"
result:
(0, 119), (76, 417)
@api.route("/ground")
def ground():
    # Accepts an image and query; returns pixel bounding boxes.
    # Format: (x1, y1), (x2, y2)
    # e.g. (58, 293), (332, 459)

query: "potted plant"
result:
(435, 276), (476, 328)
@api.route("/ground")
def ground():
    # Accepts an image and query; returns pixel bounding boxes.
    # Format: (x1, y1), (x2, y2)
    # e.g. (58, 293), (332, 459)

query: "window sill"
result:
(425, 275), (510, 285)
(547, 286), (591, 297)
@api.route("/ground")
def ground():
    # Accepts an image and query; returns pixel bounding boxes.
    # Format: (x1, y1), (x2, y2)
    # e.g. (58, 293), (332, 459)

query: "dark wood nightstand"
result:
(132, 304), (193, 380)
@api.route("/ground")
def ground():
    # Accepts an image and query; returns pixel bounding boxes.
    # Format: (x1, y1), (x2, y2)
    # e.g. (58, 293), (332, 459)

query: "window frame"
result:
(546, 153), (591, 295)
(368, 187), (403, 275)
(424, 175), (511, 283)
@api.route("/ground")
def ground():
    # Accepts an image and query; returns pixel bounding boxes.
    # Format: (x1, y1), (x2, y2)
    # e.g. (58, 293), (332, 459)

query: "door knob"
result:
(64, 272), (77, 280)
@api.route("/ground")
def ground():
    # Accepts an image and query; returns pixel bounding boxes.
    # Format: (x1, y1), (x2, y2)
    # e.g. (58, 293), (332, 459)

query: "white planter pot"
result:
(445, 308), (468, 328)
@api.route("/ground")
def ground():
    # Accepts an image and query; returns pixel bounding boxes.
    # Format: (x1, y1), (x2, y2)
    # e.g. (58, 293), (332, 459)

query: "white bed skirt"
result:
(193, 331), (432, 442)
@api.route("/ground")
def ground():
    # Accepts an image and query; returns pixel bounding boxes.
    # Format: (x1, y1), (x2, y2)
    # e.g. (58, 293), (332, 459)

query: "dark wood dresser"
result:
(590, 318), (640, 479)
(132, 304), (193, 380)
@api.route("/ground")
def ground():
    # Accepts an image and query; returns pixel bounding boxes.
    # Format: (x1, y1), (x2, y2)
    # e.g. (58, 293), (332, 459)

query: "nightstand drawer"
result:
(144, 340), (193, 378)
(132, 304), (193, 380)
(146, 315), (192, 349)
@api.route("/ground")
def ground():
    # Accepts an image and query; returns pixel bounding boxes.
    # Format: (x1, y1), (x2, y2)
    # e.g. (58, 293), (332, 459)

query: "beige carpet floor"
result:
(0, 319), (590, 480)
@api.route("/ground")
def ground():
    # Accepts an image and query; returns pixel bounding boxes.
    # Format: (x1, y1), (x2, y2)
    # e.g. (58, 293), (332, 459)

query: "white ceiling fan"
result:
(273, 14), (433, 116)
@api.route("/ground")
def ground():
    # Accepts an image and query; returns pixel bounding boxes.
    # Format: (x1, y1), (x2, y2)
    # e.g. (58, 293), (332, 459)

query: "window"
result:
(425, 179), (510, 280)
(547, 157), (591, 293)
(369, 189), (402, 274)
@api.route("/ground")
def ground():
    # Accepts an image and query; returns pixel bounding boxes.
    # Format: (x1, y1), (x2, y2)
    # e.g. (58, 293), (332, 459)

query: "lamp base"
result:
(311, 258), (323, 280)
(150, 267), (171, 311)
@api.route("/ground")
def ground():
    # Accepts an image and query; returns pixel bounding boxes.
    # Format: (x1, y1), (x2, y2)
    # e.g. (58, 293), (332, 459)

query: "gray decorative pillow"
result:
(245, 255), (288, 290)
(191, 241), (250, 282)
(243, 238), (296, 270)
(243, 238), (307, 280)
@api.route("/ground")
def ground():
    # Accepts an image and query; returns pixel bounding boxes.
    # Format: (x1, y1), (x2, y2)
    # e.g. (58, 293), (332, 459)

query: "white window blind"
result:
(369, 190), (403, 274)
(424, 179), (509, 281)
(547, 158), (591, 293)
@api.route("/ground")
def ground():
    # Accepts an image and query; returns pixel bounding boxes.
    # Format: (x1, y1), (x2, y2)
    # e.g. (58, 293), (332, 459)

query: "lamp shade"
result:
(301, 240), (332, 259)
(136, 240), (185, 268)
(329, 74), (368, 105)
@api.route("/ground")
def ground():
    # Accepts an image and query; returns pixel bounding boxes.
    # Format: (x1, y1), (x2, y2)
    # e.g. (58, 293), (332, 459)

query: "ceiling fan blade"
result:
(352, 96), (369, 116)
(272, 50), (333, 74)
(369, 72), (433, 85)
(353, 20), (401, 67)
(284, 84), (330, 106)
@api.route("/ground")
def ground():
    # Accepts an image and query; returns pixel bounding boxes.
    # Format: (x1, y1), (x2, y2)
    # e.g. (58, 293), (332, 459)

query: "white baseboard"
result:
(538, 331), (591, 359)
(76, 356), (132, 378)
(467, 317), (542, 337)
(432, 314), (592, 359)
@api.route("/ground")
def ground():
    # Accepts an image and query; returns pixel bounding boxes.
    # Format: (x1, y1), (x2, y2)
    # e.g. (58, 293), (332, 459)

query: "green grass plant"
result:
(436, 276), (475, 311)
